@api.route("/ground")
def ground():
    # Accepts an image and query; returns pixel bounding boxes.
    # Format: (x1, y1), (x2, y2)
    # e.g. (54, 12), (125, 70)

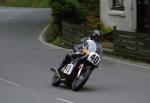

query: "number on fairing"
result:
(63, 64), (74, 75)
(87, 52), (100, 65)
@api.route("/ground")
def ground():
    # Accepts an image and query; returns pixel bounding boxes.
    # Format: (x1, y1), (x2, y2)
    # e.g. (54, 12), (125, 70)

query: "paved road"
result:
(0, 7), (150, 103)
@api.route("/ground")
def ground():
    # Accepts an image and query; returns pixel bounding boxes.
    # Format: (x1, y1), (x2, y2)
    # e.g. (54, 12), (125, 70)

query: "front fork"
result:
(77, 64), (84, 78)
(51, 68), (61, 78)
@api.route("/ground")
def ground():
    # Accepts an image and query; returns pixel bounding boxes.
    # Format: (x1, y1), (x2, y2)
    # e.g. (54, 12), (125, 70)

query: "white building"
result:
(100, 0), (150, 33)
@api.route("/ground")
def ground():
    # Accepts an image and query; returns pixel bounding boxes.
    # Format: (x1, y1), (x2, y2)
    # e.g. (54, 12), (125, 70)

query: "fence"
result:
(113, 30), (150, 61)
(62, 21), (86, 47)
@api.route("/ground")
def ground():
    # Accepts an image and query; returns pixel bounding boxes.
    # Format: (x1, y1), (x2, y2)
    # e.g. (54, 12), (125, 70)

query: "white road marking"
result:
(103, 57), (150, 70)
(56, 97), (74, 103)
(39, 25), (150, 70)
(0, 77), (22, 87)
(38, 24), (70, 50)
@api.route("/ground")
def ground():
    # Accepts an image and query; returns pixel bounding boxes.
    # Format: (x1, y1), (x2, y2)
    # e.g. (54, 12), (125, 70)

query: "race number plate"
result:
(63, 64), (74, 75)
(87, 52), (101, 66)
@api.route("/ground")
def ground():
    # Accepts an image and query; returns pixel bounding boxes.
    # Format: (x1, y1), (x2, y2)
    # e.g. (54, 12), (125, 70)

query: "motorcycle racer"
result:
(57, 30), (103, 71)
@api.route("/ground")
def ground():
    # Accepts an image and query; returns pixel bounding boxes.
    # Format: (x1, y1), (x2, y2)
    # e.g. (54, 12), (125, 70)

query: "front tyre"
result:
(52, 73), (61, 87)
(71, 69), (92, 91)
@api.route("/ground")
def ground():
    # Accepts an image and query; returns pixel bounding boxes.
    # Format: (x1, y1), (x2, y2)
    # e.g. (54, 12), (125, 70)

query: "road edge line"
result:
(103, 57), (150, 70)
(0, 77), (22, 87)
(38, 24), (71, 50)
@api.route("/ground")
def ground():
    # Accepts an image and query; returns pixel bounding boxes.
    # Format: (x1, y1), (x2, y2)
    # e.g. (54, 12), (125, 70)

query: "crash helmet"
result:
(90, 30), (102, 42)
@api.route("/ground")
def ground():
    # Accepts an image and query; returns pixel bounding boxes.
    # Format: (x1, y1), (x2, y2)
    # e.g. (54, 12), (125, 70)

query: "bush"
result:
(48, 0), (88, 42)
(7, 0), (31, 7)
(51, 36), (63, 46)
(32, 0), (50, 8)
(79, 0), (113, 41)
(85, 11), (101, 30)
(50, 0), (87, 24)
(45, 23), (60, 42)
(62, 0), (87, 23)
(49, 0), (113, 43)
(79, 0), (101, 31)
(100, 23), (113, 42)
(0, 0), (50, 7)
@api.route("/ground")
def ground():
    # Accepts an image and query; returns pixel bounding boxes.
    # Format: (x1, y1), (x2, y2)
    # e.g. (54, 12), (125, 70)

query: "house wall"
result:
(100, 0), (137, 32)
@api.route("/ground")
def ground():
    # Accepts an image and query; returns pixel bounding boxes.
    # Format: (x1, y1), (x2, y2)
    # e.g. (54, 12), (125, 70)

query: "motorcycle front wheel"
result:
(71, 69), (92, 91)
(52, 73), (61, 87)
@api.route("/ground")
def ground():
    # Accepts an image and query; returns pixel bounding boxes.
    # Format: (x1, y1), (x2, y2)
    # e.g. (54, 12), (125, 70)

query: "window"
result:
(112, 0), (124, 11)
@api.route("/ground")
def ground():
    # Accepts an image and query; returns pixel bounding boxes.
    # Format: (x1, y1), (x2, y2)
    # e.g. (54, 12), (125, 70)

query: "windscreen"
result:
(84, 40), (97, 52)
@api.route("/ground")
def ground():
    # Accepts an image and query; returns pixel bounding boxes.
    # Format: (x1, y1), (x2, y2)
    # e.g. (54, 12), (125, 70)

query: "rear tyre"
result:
(71, 69), (92, 91)
(52, 73), (61, 86)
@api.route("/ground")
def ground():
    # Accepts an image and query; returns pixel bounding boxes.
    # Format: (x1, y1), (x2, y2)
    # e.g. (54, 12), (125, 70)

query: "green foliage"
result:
(7, 0), (31, 7)
(50, 36), (63, 46)
(0, 0), (50, 7)
(50, 0), (88, 24)
(49, 0), (113, 43)
(85, 11), (101, 30)
(100, 24), (113, 42)
(78, 0), (100, 31)
(32, 0), (50, 8)
(79, 0), (100, 14)
(48, 0), (88, 42)
(79, 0), (113, 41)
(45, 23), (60, 42)
(101, 26), (112, 35)
(62, 0), (88, 23)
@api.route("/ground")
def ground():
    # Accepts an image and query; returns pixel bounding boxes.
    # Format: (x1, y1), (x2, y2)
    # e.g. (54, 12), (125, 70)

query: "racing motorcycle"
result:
(51, 40), (101, 91)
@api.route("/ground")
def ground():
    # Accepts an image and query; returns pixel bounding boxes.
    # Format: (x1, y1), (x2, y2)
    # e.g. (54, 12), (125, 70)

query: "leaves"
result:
(0, 0), (50, 7)
(50, 0), (87, 24)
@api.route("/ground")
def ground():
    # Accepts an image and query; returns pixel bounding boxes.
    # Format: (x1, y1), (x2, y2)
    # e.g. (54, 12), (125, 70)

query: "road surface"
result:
(0, 7), (150, 103)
